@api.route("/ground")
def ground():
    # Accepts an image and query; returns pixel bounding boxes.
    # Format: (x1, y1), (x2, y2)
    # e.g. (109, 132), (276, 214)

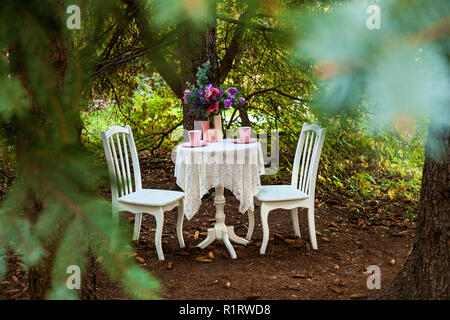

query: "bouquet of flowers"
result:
(183, 61), (245, 119)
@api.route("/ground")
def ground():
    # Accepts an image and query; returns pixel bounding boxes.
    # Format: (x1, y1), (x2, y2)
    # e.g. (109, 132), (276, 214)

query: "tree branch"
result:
(149, 120), (182, 154)
(245, 87), (308, 102)
(219, 6), (257, 82)
(121, 0), (183, 97)
(216, 14), (288, 36)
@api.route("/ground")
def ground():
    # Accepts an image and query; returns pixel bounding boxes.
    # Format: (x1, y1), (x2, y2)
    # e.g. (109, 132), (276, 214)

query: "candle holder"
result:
(213, 114), (223, 142)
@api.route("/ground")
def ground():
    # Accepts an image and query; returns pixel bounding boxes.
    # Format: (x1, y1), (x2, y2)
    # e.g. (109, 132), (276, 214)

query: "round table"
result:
(174, 139), (265, 258)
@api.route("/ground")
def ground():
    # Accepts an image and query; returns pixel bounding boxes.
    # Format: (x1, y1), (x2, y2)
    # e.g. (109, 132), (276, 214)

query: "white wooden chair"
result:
(247, 123), (326, 254)
(101, 125), (185, 260)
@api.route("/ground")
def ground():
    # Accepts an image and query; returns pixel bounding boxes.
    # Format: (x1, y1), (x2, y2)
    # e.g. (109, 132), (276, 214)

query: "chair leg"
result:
(132, 213), (143, 241)
(291, 208), (301, 238)
(176, 200), (185, 248)
(260, 205), (271, 254)
(307, 206), (318, 250)
(246, 210), (255, 241)
(154, 211), (165, 260)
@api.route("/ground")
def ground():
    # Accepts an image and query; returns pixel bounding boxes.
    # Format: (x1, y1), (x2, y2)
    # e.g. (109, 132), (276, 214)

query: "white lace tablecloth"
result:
(174, 139), (265, 220)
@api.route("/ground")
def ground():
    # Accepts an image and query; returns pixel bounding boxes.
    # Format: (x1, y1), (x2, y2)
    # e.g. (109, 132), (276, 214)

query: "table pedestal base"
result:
(197, 186), (248, 259)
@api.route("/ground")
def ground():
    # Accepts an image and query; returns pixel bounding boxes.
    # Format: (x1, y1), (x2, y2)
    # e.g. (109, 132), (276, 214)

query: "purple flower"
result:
(218, 90), (223, 97)
(205, 83), (213, 90)
(198, 91), (204, 96)
(224, 98), (233, 108)
(228, 87), (238, 96)
(239, 98), (245, 105)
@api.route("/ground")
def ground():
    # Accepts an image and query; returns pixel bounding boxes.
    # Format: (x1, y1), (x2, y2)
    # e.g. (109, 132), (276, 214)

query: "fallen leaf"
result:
(329, 222), (339, 229)
(195, 257), (212, 263)
(2, 289), (20, 295)
(292, 274), (306, 279)
(328, 285), (342, 294)
(225, 281), (231, 289)
(166, 261), (173, 270)
(135, 256), (145, 264)
(273, 233), (285, 240)
(193, 231), (200, 240)
(390, 258), (396, 266)
(350, 293), (368, 299)
(208, 251), (214, 259)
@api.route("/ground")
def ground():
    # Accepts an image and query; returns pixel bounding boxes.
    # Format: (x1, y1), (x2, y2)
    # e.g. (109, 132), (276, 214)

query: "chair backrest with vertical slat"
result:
(291, 123), (326, 198)
(101, 125), (142, 202)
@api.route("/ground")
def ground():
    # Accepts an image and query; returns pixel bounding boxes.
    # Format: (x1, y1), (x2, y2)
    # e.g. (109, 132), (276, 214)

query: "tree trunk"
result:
(179, 4), (219, 130)
(378, 125), (449, 299)
(239, 107), (251, 126)
(9, 37), (56, 300)
(8, 0), (99, 300)
(23, 193), (53, 299)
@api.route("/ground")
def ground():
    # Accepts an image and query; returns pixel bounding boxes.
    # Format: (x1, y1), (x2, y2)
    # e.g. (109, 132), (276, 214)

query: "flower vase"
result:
(213, 115), (223, 142)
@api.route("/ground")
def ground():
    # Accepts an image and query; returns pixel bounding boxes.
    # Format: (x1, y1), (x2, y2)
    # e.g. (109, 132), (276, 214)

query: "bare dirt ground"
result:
(0, 151), (416, 300)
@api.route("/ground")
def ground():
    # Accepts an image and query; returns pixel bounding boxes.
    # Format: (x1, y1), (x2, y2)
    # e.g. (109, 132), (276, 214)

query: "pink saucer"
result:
(231, 138), (257, 144)
(181, 141), (208, 148)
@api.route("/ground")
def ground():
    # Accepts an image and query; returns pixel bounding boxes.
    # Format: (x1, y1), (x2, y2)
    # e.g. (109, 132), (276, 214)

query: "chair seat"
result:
(255, 185), (309, 202)
(118, 189), (184, 207)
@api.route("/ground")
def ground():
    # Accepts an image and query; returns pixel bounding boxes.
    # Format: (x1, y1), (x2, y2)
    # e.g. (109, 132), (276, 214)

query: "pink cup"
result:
(207, 129), (216, 143)
(201, 121), (209, 141)
(188, 130), (202, 146)
(238, 127), (251, 142)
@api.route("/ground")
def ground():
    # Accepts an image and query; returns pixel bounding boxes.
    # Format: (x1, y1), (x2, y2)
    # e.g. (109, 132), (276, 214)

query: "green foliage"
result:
(1, 0), (443, 301)
(195, 61), (212, 87)
(83, 74), (182, 154)
(0, 0), (160, 299)
(293, 0), (449, 145)
(258, 100), (425, 218)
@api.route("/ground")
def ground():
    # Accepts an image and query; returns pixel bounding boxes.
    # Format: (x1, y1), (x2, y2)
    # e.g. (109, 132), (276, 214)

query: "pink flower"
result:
(206, 101), (219, 114)
(183, 89), (191, 104)
(205, 87), (221, 102)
